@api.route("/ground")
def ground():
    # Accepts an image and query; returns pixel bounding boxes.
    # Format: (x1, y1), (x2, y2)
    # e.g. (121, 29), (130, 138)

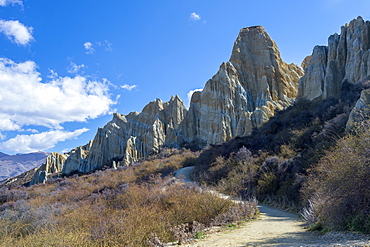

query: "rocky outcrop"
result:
(301, 56), (312, 70)
(61, 142), (92, 175)
(179, 26), (303, 144)
(30, 152), (68, 184)
(346, 89), (370, 130)
(31, 25), (303, 181)
(61, 96), (187, 175)
(299, 16), (370, 100)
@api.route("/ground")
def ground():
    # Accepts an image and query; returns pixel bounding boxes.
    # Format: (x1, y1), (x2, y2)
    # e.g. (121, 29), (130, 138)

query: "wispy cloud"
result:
(84, 41), (95, 54)
(68, 62), (86, 74)
(0, 20), (33, 45)
(84, 40), (112, 54)
(121, 84), (137, 91)
(189, 12), (201, 21)
(97, 40), (113, 51)
(0, 0), (22, 7)
(0, 128), (89, 153)
(47, 69), (58, 79)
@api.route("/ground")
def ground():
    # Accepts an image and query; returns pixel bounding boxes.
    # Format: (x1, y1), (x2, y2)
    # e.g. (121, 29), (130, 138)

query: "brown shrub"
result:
(302, 123), (370, 233)
(0, 151), (258, 246)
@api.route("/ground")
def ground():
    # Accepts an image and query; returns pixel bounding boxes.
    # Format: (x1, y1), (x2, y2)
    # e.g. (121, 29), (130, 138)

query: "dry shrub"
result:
(303, 123), (370, 233)
(0, 151), (258, 246)
(211, 199), (258, 226)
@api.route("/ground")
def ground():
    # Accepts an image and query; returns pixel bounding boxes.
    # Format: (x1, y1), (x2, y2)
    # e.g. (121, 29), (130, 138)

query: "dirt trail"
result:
(173, 167), (369, 246)
(185, 204), (321, 247)
(173, 166), (195, 182)
(174, 167), (319, 246)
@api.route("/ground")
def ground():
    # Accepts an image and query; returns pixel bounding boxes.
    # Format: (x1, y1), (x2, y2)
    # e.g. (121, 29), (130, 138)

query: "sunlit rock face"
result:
(346, 89), (370, 130)
(179, 26), (303, 144)
(33, 25), (304, 179)
(299, 16), (370, 101)
(61, 96), (187, 175)
(30, 152), (68, 185)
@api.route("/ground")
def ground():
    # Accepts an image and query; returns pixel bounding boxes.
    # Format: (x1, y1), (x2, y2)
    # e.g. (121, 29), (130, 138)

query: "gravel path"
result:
(173, 167), (370, 246)
(185, 205), (320, 246)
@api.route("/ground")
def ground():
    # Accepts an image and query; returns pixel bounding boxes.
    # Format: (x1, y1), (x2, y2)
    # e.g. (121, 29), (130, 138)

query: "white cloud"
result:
(68, 62), (86, 74)
(0, 0), (22, 6)
(0, 58), (114, 130)
(0, 20), (33, 45)
(0, 117), (20, 131)
(121, 84), (137, 91)
(189, 12), (201, 21)
(187, 89), (203, 108)
(61, 148), (72, 154)
(0, 128), (89, 153)
(84, 41), (95, 54)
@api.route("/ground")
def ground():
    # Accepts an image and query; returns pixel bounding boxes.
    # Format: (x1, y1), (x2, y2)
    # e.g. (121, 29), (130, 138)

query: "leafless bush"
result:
(147, 233), (165, 247)
(301, 199), (319, 225)
(211, 199), (258, 226)
(303, 122), (370, 232)
(171, 221), (205, 244)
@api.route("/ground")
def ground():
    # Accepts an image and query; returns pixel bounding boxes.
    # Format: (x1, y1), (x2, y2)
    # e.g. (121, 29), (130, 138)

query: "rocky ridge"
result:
(54, 25), (301, 178)
(299, 16), (370, 100)
(30, 17), (370, 183)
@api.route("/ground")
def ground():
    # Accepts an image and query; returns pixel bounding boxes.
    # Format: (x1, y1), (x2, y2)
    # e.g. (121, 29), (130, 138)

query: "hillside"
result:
(29, 22), (305, 185)
(0, 150), (259, 246)
(0, 152), (49, 181)
(2, 16), (370, 245)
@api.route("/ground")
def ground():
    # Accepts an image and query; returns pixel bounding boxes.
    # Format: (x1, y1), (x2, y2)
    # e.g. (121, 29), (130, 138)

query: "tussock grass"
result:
(0, 149), (257, 246)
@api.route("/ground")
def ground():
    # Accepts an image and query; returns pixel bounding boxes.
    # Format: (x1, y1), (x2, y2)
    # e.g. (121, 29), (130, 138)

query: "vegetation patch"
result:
(0, 149), (258, 246)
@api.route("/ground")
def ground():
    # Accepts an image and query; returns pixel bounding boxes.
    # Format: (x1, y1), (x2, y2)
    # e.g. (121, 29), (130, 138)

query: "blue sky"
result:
(0, 0), (369, 154)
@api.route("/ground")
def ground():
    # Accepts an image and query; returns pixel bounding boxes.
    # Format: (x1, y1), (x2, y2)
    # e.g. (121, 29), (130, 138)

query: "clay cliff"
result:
(299, 16), (370, 100)
(51, 25), (302, 177)
(34, 18), (370, 183)
(61, 96), (186, 175)
(179, 26), (303, 144)
(30, 152), (67, 185)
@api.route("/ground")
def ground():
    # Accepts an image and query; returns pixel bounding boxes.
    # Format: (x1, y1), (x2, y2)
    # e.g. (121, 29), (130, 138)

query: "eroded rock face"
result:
(299, 16), (370, 100)
(32, 25), (303, 180)
(61, 142), (92, 175)
(61, 96), (187, 175)
(30, 152), (68, 185)
(346, 89), (370, 130)
(180, 26), (303, 144)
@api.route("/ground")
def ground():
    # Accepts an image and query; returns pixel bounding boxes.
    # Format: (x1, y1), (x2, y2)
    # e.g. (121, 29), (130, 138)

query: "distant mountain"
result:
(0, 152), (49, 181)
(0, 152), (9, 159)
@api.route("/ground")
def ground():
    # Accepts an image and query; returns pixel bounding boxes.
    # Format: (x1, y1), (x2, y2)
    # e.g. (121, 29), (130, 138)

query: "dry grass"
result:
(0, 149), (257, 246)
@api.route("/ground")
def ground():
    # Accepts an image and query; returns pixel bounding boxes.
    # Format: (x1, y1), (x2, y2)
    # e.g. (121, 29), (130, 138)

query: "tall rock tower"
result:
(299, 16), (370, 100)
(180, 26), (303, 144)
